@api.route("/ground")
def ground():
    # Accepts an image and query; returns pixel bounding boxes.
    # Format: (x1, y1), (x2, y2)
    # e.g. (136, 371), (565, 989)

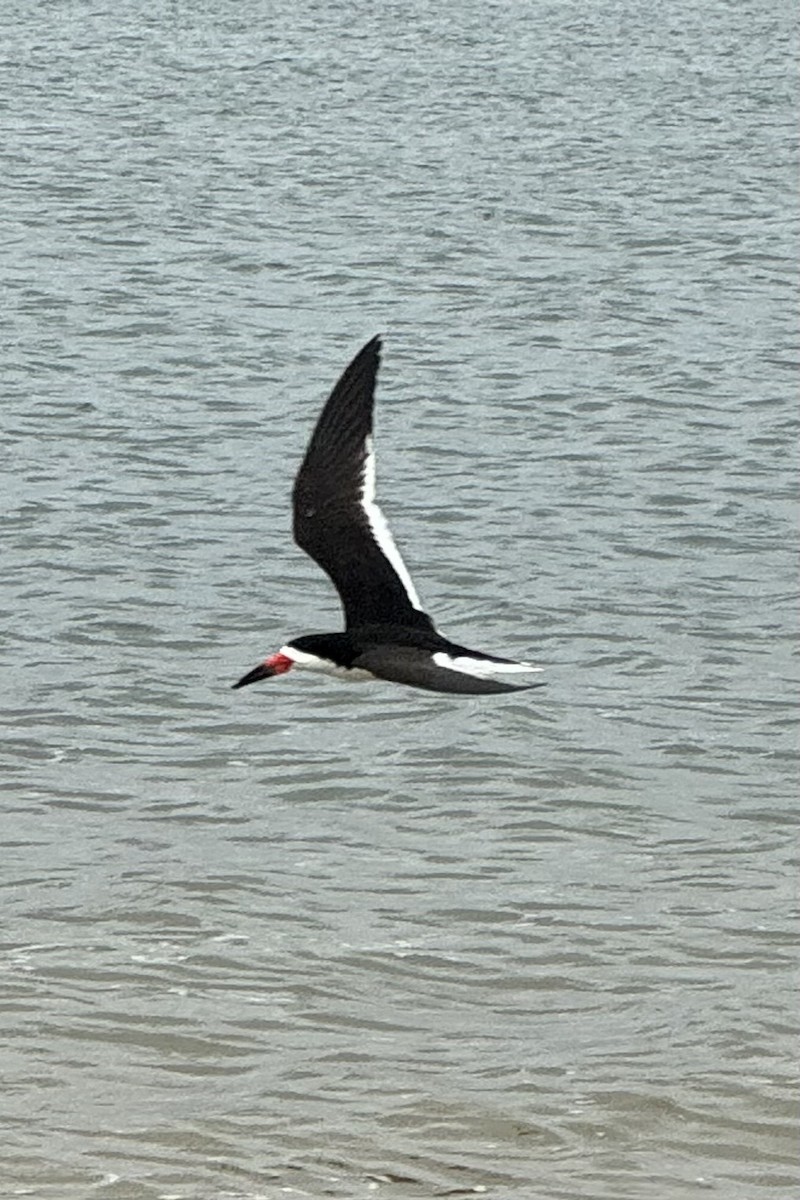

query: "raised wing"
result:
(292, 336), (434, 631)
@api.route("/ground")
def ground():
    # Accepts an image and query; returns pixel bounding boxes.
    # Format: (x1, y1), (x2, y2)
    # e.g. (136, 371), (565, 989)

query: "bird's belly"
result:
(322, 664), (376, 683)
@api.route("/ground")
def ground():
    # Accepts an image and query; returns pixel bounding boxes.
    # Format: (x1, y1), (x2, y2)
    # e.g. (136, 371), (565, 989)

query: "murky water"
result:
(2, 1), (797, 1197)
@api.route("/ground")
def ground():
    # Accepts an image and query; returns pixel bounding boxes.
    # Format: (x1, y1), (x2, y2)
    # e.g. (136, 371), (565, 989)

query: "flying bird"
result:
(233, 337), (544, 696)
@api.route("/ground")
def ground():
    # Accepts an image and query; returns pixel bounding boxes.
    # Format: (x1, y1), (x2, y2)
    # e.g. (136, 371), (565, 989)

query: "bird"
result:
(232, 336), (545, 696)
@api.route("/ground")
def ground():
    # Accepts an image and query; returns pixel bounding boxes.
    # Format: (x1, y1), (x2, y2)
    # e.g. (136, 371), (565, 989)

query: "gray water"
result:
(2, 1), (798, 1197)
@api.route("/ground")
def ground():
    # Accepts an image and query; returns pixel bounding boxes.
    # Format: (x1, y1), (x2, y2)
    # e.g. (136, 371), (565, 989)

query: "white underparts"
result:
(432, 652), (543, 679)
(279, 644), (375, 682)
(361, 438), (425, 612)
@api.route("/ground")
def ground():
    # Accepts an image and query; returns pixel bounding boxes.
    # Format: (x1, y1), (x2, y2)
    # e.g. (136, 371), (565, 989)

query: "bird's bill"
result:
(232, 652), (293, 689)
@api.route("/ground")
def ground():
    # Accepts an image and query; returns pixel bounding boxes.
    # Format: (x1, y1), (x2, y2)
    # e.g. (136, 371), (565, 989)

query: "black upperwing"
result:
(292, 336), (435, 631)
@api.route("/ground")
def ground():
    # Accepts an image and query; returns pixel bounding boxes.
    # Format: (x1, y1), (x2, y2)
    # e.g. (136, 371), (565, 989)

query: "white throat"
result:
(280, 644), (375, 682)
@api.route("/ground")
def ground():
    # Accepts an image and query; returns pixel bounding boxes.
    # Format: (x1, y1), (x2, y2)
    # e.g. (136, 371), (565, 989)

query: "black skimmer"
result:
(233, 337), (544, 696)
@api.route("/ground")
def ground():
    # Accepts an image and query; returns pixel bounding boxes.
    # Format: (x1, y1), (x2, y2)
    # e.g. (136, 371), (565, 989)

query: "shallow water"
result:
(2, 0), (798, 1197)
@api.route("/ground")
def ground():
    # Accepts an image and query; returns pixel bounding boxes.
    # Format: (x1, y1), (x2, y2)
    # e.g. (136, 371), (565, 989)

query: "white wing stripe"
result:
(432, 652), (543, 678)
(361, 437), (424, 612)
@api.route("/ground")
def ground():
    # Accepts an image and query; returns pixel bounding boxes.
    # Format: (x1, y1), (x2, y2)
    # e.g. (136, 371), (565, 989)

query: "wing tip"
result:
(361, 333), (383, 364)
(490, 679), (547, 694)
(337, 333), (383, 391)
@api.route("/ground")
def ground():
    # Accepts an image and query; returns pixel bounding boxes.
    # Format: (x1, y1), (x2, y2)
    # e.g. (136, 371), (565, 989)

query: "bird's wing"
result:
(353, 645), (545, 695)
(292, 336), (434, 631)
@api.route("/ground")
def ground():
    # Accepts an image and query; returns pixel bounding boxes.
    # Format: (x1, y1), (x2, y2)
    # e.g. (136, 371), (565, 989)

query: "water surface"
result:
(2, 1), (798, 1197)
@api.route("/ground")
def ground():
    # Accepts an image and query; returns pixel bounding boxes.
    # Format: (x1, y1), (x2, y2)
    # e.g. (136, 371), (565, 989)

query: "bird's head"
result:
(232, 650), (294, 689)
